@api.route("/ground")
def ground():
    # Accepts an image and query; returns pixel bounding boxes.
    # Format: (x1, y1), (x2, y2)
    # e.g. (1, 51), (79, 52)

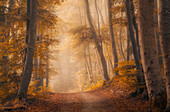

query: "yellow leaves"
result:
(111, 61), (138, 92)
(27, 81), (51, 98)
(86, 80), (104, 91)
(0, 74), (20, 100)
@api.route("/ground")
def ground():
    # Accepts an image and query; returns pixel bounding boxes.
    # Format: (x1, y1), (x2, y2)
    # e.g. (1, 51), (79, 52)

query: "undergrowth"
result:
(111, 61), (138, 92)
(83, 61), (139, 92)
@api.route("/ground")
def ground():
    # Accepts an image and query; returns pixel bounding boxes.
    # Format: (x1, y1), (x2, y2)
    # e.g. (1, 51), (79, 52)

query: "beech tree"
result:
(84, 0), (110, 81)
(137, 0), (166, 111)
(108, 0), (118, 72)
(159, 0), (170, 111)
(125, 0), (144, 94)
(18, 0), (37, 99)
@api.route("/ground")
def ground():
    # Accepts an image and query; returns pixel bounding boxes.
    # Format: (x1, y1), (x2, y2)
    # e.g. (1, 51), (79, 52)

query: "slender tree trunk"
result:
(87, 45), (93, 79)
(23, 0), (31, 64)
(125, 0), (144, 93)
(106, 45), (114, 69)
(126, 28), (130, 61)
(84, 0), (110, 81)
(154, 0), (163, 65)
(46, 58), (49, 87)
(84, 46), (93, 82)
(119, 10), (125, 61)
(94, 49), (103, 74)
(34, 30), (38, 90)
(108, 0), (118, 73)
(18, 0), (37, 99)
(94, 0), (101, 38)
(33, 55), (38, 89)
(46, 38), (49, 87)
(130, 0), (141, 59)
(159, 0), (170, 111)
(96, 3), (105, 25)
(38, 34), (44, 88)
(77, 0), (92, 83)
(137, 0), (166, 111)
(38, 57), (44, 88)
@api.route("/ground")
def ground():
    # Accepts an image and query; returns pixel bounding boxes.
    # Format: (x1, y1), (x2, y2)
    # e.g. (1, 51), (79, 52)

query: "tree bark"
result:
(125, 0), (144, 93)
(84, 46), (93, 82)
(130, 0), (141, 60)
(137, 0), (166, 111)
(108, 0), (119, 73)
(46, 38), (49, 87)
(38, 57), (44, 88)
(84, 0), (110, 81)
(159, 0), (170, 111)
(33, 55), (38, 90)
(18, 0), (37, 99)
(23, 0), (31, 64)
(119, 10), (125, 61)
(154, 0), (163, 65)
(126, 27), (130, 61)
(87, 45), (93, 80)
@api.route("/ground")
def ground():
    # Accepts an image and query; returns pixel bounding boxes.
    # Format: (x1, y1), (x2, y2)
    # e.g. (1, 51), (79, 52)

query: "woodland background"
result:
(0, 0), (169, 111)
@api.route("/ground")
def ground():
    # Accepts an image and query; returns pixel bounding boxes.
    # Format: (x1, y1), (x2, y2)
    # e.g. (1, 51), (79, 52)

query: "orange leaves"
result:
(112, 61), (138, 91)
(86, 80), (104, 91)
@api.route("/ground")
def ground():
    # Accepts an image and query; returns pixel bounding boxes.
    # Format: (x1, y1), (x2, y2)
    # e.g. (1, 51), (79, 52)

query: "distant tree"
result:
(45, 37), (50, 87)
(159, 0), (170, 111)
(84, 0), (110, 81)
(126, 29), (130, 61)
(108, 0), (119, 74)
(137, 0), (166, 111)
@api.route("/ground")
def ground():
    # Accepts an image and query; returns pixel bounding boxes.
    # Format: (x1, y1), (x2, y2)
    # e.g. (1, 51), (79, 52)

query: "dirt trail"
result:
(41, 91), (115, 112)
(4, 87), (150, 112)
(80, 92), (109, 112)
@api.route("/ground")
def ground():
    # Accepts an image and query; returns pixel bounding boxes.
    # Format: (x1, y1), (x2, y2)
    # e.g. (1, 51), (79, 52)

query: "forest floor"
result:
(0, 86), (150, 112)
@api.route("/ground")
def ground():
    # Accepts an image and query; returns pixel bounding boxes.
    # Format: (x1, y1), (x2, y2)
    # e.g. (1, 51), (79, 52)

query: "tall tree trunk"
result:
(18, 0), (37, 99)
(77, 0), (92, 83)
(94, 0), (101, 38)
(87, 45), (93, 80)
(23, 0), (31, 64)
(126, 28), (130, 61)
(159, 0), (170, 111)
(33, 55), (38, 89)
(38, 34), (44, 88)
(119, 10), (126, 61)
(84, 0), (110, 81)
(137, 0), (166, 111)
(46, 38), (49, 87)
(45, 59), (49, 88)
(125, 0), (144, 93)
(33, 30), (38, 90)
(84, 46), (93, 82)
(154, 0), (163, 65)
(108, 0), (119, 73)
(130, 0), (141, 59)
(38, 57), (44, 88)
(94, 49), (103, 75)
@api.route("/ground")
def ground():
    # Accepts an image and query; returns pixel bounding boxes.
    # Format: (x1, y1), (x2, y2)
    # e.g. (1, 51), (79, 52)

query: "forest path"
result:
(26, 90), (115, 112)
(79, 92), (110, 112)
(8, 87), (150, 112)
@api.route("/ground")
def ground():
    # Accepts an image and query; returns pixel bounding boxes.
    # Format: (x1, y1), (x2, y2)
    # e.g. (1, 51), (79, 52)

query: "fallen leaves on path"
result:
(0, 86), (150, 112)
